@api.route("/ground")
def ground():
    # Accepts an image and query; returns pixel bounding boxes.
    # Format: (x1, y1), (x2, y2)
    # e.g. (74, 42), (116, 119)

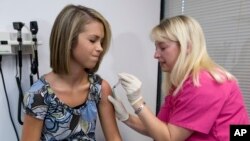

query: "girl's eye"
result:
(89, 39), (96, 43)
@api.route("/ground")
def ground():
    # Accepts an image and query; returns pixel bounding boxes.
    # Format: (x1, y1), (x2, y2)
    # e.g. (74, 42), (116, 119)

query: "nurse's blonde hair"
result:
(151, 15), (235, 95)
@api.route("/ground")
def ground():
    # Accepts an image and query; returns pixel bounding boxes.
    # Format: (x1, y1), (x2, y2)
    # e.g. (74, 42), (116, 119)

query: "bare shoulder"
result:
(99, 79), (113, 106)
(101, 79), (112, 98)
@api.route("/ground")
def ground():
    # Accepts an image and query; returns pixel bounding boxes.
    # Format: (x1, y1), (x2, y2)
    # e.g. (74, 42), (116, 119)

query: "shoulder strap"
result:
(88, 73), (103, 103)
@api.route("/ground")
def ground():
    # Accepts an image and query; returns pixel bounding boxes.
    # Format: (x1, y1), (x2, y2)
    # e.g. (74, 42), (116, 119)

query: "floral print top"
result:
(23, 73), (102, 141)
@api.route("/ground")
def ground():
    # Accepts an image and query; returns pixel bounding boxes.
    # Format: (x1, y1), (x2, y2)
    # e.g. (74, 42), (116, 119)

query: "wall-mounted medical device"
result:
(0, 21), (42, 125)
(0, 32), (41, 55)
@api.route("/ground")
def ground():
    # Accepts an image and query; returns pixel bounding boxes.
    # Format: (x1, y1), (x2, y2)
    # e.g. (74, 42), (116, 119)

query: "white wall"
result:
(0, 0), (160, 140)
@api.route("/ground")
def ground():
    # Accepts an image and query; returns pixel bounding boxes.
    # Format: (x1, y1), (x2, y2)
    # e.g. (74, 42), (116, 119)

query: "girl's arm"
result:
(98, 79), (122, 141)
(21, 114), (44, 141)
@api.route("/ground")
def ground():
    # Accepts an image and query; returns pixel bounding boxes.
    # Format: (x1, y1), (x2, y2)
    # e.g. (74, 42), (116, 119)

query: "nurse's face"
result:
(154, 39), (180, 72)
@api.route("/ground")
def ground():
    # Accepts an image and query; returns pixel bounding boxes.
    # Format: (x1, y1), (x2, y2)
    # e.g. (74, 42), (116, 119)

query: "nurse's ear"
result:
(186, 42), (192, 54)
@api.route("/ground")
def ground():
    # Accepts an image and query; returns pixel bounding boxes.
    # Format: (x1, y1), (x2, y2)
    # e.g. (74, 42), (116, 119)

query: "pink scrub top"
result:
(157, 71), (249, 141)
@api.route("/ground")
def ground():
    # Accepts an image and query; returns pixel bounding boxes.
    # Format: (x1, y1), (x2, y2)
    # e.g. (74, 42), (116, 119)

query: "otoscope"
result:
(13, 22), (24, 125)
(13, 22), (24, 80)
(29, 21), (39, 85)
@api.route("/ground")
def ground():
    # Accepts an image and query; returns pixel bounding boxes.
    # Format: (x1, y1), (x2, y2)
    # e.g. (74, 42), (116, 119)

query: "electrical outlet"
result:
(0, 32), (12, 54)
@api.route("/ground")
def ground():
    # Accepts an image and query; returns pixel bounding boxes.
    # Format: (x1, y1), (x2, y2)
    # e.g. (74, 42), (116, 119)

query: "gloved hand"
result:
(108, 94), (129, 121)
(118, 73), (143, 106)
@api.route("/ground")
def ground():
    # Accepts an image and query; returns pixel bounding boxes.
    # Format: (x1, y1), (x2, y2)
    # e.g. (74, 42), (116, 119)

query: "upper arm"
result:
(168, 123), (193, 141)
(98, 79), (122, 141)
(21, 81), (48, 141)
(21, 114), (44, 141)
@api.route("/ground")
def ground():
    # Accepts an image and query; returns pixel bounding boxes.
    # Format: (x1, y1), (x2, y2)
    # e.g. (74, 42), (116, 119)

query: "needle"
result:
(113, 80), (120, 89)
(112, 80), (120, 96)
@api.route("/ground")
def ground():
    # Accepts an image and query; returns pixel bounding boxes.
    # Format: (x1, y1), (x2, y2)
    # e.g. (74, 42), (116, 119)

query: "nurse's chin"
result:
(160, 67), (172, 73)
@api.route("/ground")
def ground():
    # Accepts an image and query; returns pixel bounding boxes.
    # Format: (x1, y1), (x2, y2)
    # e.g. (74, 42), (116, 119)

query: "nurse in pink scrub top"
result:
(108, 15), (249, 141)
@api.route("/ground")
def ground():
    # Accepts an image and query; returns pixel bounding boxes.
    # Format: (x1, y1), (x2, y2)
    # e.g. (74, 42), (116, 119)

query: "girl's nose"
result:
(96, 43), (103, 52)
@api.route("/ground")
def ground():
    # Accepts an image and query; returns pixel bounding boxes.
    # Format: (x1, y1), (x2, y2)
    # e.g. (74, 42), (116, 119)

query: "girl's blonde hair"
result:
(151, 15), (235, 95)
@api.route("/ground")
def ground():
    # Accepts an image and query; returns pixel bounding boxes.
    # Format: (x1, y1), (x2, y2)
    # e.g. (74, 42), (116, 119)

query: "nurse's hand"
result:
(108, 95), (129, 121)
(118, 73), (143, 106)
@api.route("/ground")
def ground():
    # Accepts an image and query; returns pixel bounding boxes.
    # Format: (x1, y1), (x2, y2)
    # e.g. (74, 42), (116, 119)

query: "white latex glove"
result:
(108, 94), (129, 121)
(118, 73), (143, 106)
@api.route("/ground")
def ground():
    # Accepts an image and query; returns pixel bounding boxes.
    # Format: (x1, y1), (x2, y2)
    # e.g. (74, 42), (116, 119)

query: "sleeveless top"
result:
(23, 73), (102, 141)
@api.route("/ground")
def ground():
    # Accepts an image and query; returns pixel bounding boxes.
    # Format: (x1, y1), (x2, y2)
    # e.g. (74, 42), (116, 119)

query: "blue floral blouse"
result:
(23, 74), (102, 141)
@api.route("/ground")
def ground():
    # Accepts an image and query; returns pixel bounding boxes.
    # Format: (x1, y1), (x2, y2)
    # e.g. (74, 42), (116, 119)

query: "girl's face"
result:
(71, 21), (104, 69)
(154, 39), (180, 72)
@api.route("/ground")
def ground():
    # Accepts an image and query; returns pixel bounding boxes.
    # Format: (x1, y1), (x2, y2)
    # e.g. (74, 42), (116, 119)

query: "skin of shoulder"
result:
(21, 114), (44, 141)
(97, 79), (122, 141)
